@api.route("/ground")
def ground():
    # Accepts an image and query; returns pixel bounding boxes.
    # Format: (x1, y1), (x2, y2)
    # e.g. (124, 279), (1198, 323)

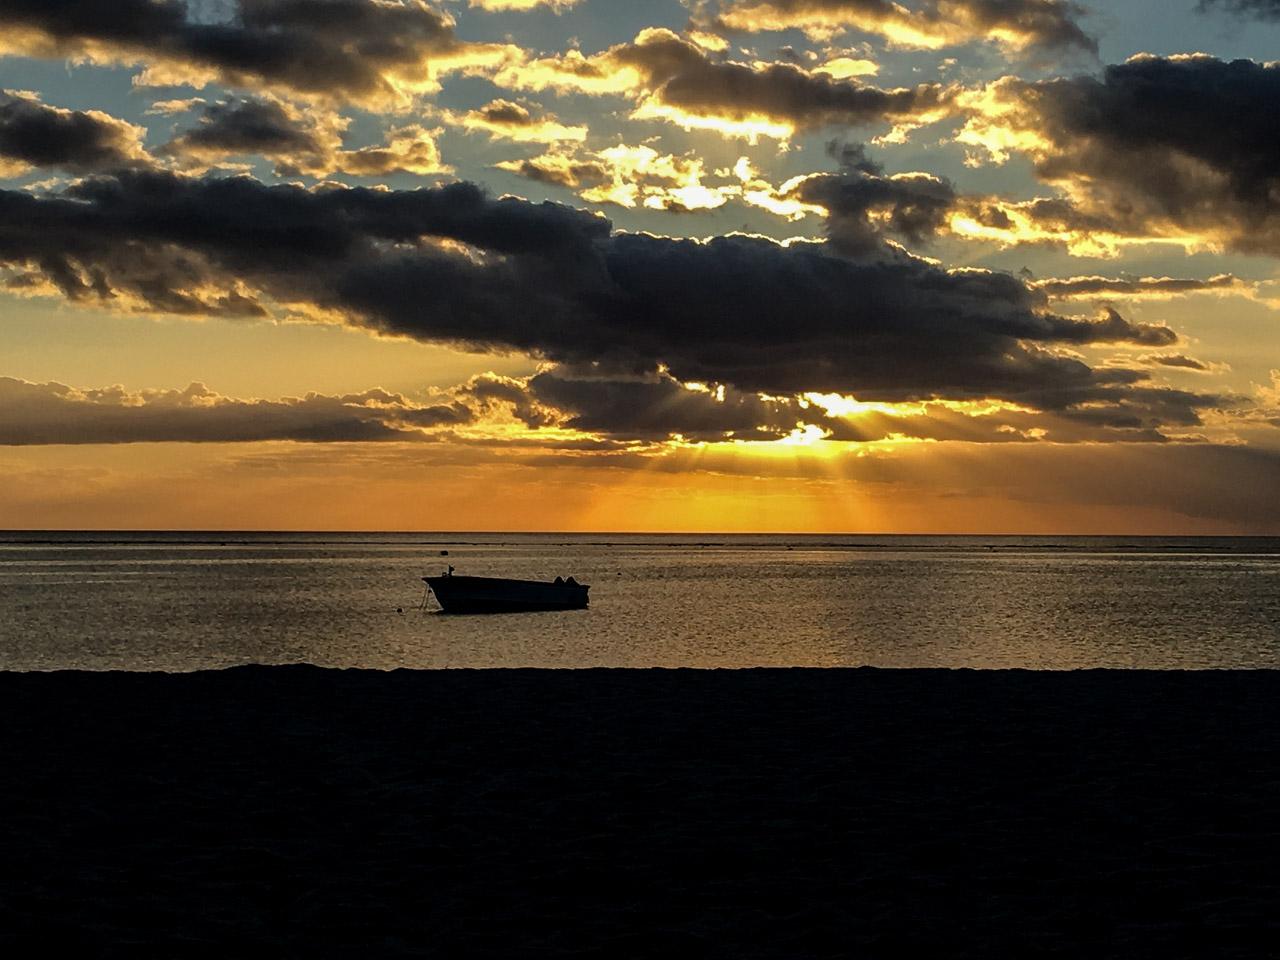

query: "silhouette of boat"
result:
(423, 569), (589, 613)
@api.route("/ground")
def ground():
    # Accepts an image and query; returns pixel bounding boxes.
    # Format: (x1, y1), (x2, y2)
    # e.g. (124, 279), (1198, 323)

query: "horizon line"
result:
(2, 529), (1277, 539)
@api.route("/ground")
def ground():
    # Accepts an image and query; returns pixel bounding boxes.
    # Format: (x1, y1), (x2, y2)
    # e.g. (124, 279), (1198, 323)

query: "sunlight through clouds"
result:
(0, 0), (1277, 531)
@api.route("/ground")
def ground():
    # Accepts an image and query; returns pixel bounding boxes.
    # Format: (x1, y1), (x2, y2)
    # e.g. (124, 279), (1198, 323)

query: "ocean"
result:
(3, 532), (1277, 670)
(6, 534), (1280, 953)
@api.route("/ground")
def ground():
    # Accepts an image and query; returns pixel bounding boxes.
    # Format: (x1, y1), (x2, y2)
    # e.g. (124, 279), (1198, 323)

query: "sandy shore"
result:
(1, 667), (1276, 956)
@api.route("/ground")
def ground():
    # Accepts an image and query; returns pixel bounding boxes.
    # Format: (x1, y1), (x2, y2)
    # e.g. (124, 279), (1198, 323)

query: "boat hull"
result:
(423, 575), (589, 613)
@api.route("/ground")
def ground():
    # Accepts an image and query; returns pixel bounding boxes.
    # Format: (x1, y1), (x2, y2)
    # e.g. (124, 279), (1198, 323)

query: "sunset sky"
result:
(2, 0), (1279, 532)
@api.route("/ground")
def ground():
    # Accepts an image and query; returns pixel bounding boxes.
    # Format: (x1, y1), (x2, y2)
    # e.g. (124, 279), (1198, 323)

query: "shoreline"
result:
(3, 666), (1276, 955)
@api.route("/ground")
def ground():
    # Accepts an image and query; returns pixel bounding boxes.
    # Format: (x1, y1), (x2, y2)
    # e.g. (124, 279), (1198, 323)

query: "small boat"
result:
(423, 568), (589, 613)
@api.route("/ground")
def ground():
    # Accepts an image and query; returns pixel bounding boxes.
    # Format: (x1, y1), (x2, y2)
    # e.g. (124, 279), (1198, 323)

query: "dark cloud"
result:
(0, 91), (150, 174)
(464, 373), (561, 428)
(792, 143), (958, 253)
(934, 0), (1095, 51)
(963, 55), (1280, 255)
(500, 142), (736, 213)
(1032, 274), (1242, 300)
(500, 28), (956, 138)
(162, 97), (327, 164)
(475, 100), (534, 126)
(443, 98), (586, 144)
(494, 154), (609, 189)
(0, 377), (473, 445)
(329, 124), (450, 177)
(826, 141), (883, 175)
(19, 365), (1173, 448)
(0, 0), (497, 107)
(160, 97), (450, 177)
(474, 366), (1220, 445)
(1058, 307), (1176, 347)
(1137, 354), (1215, 372)
(772, 144), (1241, 262)
(1, 169), (605, 280)
(818, 402), (1188, 444)
(0, 172), (605, 312)
(0, 170), (1220, 438)
(334, 227), (1173, 403)
(656, 60), (951, 134)
(701, 0), (1095, 53)
(525, 370), (808, 441)
(756, 144), (1245, 264)
(622, 30), (955, 133)
(976, 196), (1113, 234)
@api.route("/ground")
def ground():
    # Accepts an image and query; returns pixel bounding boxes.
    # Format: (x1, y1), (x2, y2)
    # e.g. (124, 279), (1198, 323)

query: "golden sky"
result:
(0, 0), (1278, 532)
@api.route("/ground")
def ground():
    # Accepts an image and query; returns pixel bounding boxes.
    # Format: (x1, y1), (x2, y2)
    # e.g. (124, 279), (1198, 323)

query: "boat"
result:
(422, 568), (589, 613)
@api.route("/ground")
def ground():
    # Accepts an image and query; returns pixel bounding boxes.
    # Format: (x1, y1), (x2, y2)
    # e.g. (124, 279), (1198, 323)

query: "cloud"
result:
(498, 148), (843, 217)
(804, 391), (1215, 444)
(672, 141), (1257, 265)
(774, 142), (959, 252)
(0, 377), (473, 445)
(495, 27), (957, 141)
(1062, 307), (1176, 347)
(522, 369), (811, 440)
(493, 151), (611, 189)
(729, 156), (827, 219)
(468, 365), (1224, 445)
(0, 0), (516, 109)
(957, 55), (1280, 256)
(161, 96), (450, 177)
(946, 194), (1157, 257)
(468, 0), (581, 9)
(334, 225), (1178, 401)
(0, 90), (151, 176)
(330, 124), (451, 177)
(146, 98), (207, 116)
(467, 367), (810, 441)
(1136, 354), (1223, 373)
(439, 99), (587, 143)
(813, 55), (880, 79)
(1031, 274), (1244, 300)
(5, 367), (1151, 448)
(699, 0), (1096, 53)
(0, 170), (608, 319)
(499, 143), (741, 211)
(1251, 370), (1280, 428)
(160, 96), (338, 171)
(0, 169), (1226, 441)
(717, 142), (1265, 260)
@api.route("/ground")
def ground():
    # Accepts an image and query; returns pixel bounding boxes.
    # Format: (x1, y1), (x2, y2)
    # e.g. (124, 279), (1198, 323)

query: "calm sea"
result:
(1, 532), (1278, 671)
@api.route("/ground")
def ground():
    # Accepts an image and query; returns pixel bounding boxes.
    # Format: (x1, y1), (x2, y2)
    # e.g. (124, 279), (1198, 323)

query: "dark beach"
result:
(2, 667), (1277, 957)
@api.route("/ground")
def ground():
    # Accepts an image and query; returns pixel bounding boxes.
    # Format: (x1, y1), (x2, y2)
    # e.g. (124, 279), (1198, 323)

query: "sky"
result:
(1, 0), (1278, 532)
